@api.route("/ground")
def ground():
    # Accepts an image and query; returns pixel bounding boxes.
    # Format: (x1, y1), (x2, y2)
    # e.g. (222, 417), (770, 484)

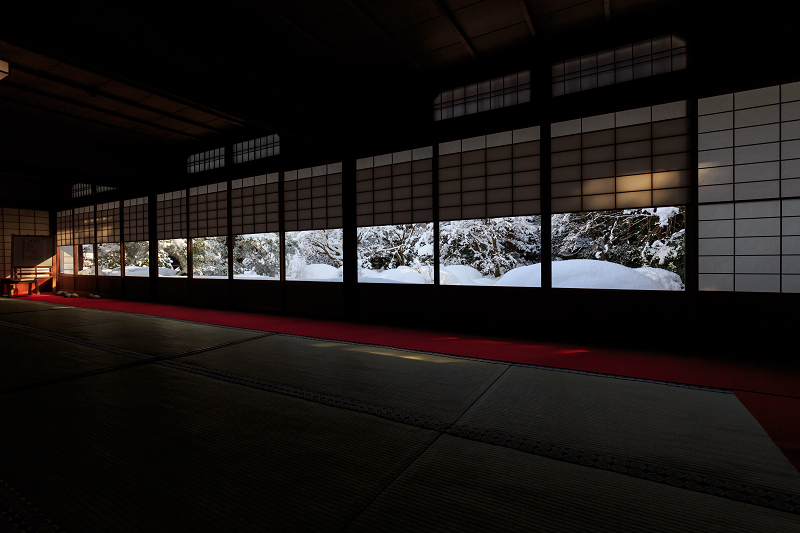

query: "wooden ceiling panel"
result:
(417, 41), (474, 71)
(137, 95), (188, 114)
(179, 125), (217, 138)
(443, 0), (486, 11)
(99, 114), (143, 130)
(534, 0), (605, 36)
(396, 17), (461, 56)
(0, 43), (61, 71)
(453, 0), (523, 39)
(27, 77), (87, 100)
(469, 22), (530, 56)
(128, 123), (171, 139)
(77, 93), (127, 112)
(529, 0), (593, 17)
(23, 92), (67, 111)
(151, 115), (194, 131)
(97, 80), (153, 102)
(203, 117), (241, 130)
(48, 63), (110, 88)
(3, 70), (40, 87)
(117, 105), (163, 122)
(172, 107), (220, 124)
(365, 0), (441, 34)
(56, 102), (109, 121)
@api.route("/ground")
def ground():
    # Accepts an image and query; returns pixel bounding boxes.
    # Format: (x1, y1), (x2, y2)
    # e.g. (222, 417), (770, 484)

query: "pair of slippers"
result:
(56, 290), (79, 298)
(55, 291), (100, 299)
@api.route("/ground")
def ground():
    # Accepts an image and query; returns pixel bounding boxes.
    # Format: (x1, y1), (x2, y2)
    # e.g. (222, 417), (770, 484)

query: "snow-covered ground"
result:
(356, 259), (682, 290)
(78, 259), (682, 289)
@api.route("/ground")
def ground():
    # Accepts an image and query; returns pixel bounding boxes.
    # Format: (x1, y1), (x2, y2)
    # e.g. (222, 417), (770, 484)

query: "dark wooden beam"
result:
(3, 80), (201, 140)
(518, 0), (537, 39)
(11, 64), (226, 135)
(430, 0), (478, 60)
(604, 0), (611, 20)
(0, 94), (167, 141)
(344, 0), (424, 72)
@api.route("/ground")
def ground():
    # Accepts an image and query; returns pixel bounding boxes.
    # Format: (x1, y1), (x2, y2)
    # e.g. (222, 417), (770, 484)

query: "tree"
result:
(357, 223), (433, 270)
(191, 237), (229, 276)
(551, 207), (686, 284)
(124, 241), (150, 267)
(158, 239), (188, 275)
(97, 243), (121, 271)
(440, 216), (541, 277)
(232, 233), (280, 277)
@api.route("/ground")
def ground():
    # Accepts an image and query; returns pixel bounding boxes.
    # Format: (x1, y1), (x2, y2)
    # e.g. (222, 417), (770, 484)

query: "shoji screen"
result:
(57, 210), (73, 246)
(284, 163), (343, 231)
(156, 190), (187, 240)
(550, 101), (690, 213)
(438, 127), (540, 221)
(123, 197), (149, 242)
(698, 82), (800, 292)
(73, 206), (95, 245)
(552, 34), (687, 97)
(188, 182), (228, 238)
(1, 208), (50, 278)
(231, 173), (279, 234)
(355, 147), (433, 226)
(96, 202), (120, 244)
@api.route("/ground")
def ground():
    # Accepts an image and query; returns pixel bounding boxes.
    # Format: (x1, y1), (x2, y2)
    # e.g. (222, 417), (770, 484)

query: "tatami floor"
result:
(1, 298), (799, 532)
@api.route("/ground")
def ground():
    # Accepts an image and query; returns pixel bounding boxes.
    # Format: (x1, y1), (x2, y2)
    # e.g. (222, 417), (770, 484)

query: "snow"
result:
(294, 263), (341, 279)
(495, 260), (667, 290)
(442, 264), (483, 280)
(634, 266), (684, 290)
(356, 260), (675, 290)
(641, 206), (680, 227)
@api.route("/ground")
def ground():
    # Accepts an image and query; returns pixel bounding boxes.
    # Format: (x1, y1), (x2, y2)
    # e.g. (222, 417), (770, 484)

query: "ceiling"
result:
(1, 0), (796, 206)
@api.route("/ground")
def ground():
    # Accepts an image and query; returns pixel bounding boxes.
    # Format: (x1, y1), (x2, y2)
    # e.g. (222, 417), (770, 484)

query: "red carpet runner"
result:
(15, 293), (800, 472)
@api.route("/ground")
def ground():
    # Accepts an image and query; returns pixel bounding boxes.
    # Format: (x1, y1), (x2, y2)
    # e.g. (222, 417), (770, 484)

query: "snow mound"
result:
(295, 264), (341, 279)
(496, 260), (669, 290)
(439, 267), (465, 285)
(634, 266), (684, 290)
(442, 264), (483, 280)
(494, 264), (541, 287)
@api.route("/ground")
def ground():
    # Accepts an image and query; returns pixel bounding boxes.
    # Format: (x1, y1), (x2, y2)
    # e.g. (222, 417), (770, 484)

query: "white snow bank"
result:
(495, 260), (669, 290)
(294, 264), (341, 279)
(442, 264), (483, 280)
(634, 266), (684, 290)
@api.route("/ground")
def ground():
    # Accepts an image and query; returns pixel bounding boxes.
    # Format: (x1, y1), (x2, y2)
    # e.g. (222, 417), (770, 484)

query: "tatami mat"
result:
(0, 306), (263, 356)
(344, 434), (800, 533)
(2, 297), (798, 531)
(0, 362), (440, 533)
(0, 324), (134, 390)
(0, 298), (59, 314)
(181, 335), (507, 422)
(455, 366), (800, 495)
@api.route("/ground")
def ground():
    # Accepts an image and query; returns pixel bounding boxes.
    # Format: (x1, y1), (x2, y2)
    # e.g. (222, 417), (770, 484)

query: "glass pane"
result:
(550, 207), (686, 290)
(191, 237), (229, 277)
(97, 243), (121, 275)
(285, 229), (344, 281)
(357, 223), (434, 284)
(233, 233), (280, 280)
(158, 240), (188, 277)
(439, 216), (542, 286)
(59, 245), (74, 274)
(78, 244), (95, 275)
(123, 241), (150, 276)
